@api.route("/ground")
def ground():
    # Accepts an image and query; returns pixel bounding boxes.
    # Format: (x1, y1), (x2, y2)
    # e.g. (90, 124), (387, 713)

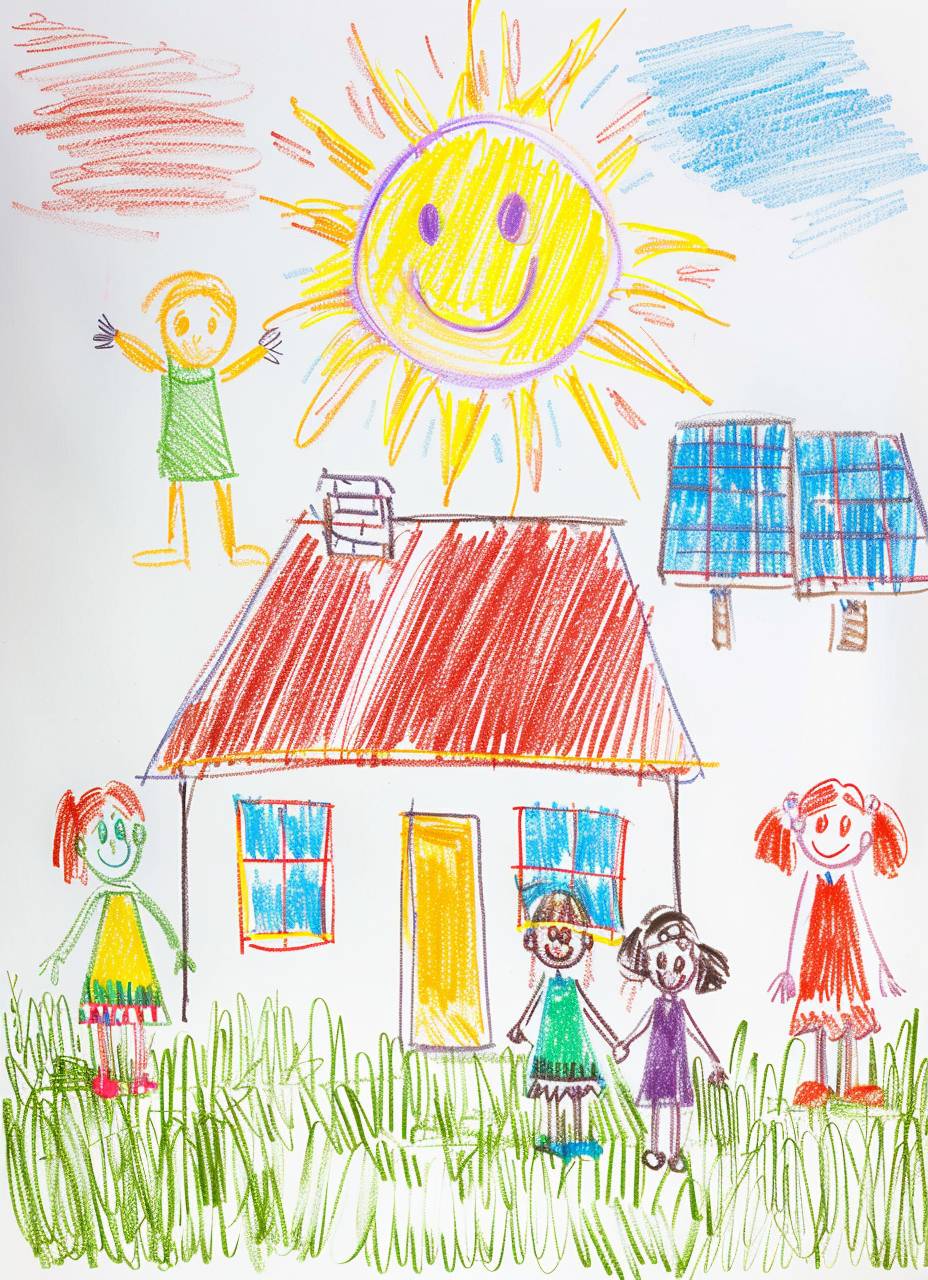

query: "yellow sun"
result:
(264, 3), (734, 506)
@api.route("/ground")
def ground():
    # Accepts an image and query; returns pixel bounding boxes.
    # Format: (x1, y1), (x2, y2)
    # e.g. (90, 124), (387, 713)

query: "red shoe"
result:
(129, 1073), (159, 1095)
(842, 1084), (884, 1107)
(91, 1072), (121, 1099)
(793, 1080), (833, 1108)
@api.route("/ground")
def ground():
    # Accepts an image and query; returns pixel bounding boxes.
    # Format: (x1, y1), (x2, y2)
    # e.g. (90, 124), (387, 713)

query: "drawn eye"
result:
(418, 203), (441, 245)
(173, 314), (190, 337)
(114, 818), (126, 841)
(815, 814), (828, 834)
(839, 815), (851, 837)
(207, 316), (217, 335)
(97, 821), (107, 844)
(673, 955), (685, 974)
(497, 193), (528, 242)
(657, 951), (667, 970)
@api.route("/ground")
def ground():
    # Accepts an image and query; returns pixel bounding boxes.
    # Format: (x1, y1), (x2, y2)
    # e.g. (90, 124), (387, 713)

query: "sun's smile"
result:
(410, 255), (538, 333)
(264, 7), (734, 505)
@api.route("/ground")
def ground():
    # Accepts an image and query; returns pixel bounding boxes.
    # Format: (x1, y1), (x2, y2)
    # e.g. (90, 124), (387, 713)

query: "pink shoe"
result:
(129, 1073), (159, 1095)
(91, 1072), (121, 1099)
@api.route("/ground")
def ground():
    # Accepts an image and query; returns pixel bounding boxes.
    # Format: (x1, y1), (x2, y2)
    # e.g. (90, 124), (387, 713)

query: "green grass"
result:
(3, 982), (928, 1273)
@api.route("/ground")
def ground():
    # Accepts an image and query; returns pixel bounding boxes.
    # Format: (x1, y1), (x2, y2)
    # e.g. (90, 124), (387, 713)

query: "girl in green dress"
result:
(40, 782), (195, 1099)
(507, 890), (620, 1160)
(93, 270), (282, 568)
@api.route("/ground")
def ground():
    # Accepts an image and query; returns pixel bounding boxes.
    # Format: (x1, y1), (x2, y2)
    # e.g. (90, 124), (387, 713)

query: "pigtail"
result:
(694, 942), (730, 993)
(53, 790), (86, 885)
(870, 799), (907, 879)
(754, 806), (795, 874)
(617, 925), (648, 982)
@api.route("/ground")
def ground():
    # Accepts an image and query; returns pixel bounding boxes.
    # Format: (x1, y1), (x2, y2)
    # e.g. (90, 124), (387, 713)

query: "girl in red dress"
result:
(755, 779), (907, 1108)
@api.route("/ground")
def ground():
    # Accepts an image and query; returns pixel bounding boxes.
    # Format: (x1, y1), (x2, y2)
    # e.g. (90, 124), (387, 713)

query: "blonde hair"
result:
(142, 271), (237, 325)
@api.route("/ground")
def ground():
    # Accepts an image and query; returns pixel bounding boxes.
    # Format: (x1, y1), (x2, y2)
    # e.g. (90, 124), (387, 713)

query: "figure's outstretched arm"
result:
(220, 327), (282, 382)
(39, 890), (105, 985)
(507, 978), (544, 1045)
(768, 870), (809, 1003)
(133, 887), (196, 972)
(577, 984), (621, 1047)
(851, 872), (904, 997)
(93, 315), (166, 373)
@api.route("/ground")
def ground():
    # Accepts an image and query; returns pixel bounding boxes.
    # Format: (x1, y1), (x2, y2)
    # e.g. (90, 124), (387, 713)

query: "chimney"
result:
(318, 469), (395, 560)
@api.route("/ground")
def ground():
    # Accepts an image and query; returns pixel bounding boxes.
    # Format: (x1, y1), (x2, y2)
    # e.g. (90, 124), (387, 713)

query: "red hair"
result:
(754, 778), (907, 879)
(53, 782), (145, 884)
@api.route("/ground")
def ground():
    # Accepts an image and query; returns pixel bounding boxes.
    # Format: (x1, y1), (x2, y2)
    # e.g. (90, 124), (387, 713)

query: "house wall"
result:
(162, 763), (716, 1059)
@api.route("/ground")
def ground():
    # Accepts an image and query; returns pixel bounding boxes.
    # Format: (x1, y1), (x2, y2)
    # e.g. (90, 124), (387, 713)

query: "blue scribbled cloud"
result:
(631, 25), (926, 256)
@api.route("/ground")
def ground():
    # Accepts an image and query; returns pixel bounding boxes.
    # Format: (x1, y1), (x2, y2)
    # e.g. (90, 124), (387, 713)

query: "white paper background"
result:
(2, 1), (927, 1274)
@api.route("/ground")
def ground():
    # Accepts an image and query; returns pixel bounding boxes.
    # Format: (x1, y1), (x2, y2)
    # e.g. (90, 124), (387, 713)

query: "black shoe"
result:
(642, 1149), (666, 1170)
(667, 1151), (687, 1173)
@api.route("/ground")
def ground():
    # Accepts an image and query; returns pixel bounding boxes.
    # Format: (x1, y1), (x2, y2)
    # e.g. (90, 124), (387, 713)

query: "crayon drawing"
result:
(264, 6), (736, 504)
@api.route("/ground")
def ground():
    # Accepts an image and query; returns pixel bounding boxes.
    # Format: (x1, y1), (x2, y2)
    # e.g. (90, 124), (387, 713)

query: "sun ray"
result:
(260, 195), (359, 247)
(349, 24), (436, 141)
(596, 135), (638, 192)
(621, 221), (737, 267)
(581, 318), (713, 405)
(505, 10), (626, 126)
(296, 321), (393, 447)
(507, 379), (541, 514)
(384, 357), (439, 464)
(290, 99), (375, 189)
(437, 388), (491, 505)
(265, 251), (355, 329)
(448, 0), (489, 117)
(554, 365), (639, 498)
(612, 274), (728, 327)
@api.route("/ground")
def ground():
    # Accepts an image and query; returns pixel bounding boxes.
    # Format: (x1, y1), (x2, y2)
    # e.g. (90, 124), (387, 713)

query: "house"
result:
(659, 415), (928, 651)
(145, 474), (710, 1045)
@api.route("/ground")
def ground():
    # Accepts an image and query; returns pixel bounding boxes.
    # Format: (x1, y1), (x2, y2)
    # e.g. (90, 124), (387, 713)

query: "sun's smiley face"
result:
(353, 115), (620, 387)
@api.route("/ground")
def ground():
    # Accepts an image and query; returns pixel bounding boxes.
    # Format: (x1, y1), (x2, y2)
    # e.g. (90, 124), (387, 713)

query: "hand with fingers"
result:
(879, 962), (904, 998)
(767, 970), (796, 1003)
(39, 952), (63, 986)
(507, 1024), (527, 1046)
(708, 1063), (728, 1087)
(612, 1039), (630, 1064)
(174, 950), (197, 975)
(259, 326), (283, 365)
(93, 314), (117, 350)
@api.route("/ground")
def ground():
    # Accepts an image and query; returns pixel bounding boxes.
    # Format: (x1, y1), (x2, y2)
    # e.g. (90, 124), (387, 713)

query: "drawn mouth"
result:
(659, 973), (686, 991)
(100, 845), (130, 869)
(811, 841), (849, 859)
(543, 943), (571, 963)
(410, 256), (538, 333)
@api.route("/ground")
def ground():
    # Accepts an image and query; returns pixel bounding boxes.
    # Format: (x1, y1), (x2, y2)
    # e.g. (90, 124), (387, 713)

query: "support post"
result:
(671, 776), (682, 913)
(829, 599), (868, 653)
(179, 779), (191, 1023)
(710, 587), (734, 650)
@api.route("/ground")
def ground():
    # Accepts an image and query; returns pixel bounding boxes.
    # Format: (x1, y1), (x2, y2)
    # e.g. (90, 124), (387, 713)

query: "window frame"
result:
(234, 796), (335, 953)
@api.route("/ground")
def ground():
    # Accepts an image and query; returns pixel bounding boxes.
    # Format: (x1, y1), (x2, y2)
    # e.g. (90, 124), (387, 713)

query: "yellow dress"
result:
(79, 893), (168, 1026)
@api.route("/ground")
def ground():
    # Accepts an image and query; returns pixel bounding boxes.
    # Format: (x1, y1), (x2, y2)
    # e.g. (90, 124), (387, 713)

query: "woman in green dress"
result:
(507, 890), (620, 1160)
(93, 270), (282, 568)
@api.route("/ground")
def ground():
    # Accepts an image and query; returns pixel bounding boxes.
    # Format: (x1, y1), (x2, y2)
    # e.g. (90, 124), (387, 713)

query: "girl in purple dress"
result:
(614, 906), (729, 1171)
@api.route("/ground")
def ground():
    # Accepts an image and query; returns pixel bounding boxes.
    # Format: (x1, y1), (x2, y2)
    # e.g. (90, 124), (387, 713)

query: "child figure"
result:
(93, 270), (282, 568)
(755, 778), (906, 1108)
(507, 890), (619, 1160)
(614, 907), (729, 1171)
(39, 783), (195, 1098)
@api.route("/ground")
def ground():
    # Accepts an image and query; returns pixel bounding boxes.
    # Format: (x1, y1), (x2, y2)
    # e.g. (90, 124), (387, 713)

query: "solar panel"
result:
(794, 432), (928, 594)
(660, 417), (794, 583)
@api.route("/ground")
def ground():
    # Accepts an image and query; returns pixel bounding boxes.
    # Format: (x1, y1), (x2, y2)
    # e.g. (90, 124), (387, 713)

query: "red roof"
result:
(149, 515), (703, 780)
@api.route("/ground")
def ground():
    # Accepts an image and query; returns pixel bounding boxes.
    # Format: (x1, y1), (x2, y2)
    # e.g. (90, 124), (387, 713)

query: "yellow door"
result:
(401, 813), (491, 1050)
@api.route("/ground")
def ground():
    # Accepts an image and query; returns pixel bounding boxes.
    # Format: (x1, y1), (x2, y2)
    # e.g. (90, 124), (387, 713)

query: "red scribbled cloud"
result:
(11, 12), (261, 240)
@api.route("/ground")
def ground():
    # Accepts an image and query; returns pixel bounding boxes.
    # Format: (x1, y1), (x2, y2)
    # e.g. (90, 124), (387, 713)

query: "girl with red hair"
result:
(40, 783), (195, 1099)
(755, 778), (907, 1108)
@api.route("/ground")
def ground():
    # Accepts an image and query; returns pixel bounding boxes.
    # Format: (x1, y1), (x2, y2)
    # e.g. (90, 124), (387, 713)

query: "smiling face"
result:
(530, 922), (592, 970)
(161, 292), (235, 369)
(645, 934), (697, 994)
(797, 797), (871, 870)
(80, 807), (145, 884)
(353, 115), (620, 387)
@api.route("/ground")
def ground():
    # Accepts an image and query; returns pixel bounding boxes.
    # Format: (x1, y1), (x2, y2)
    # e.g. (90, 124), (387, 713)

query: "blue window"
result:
(235, 798), (334, 951)
(515, 804), (627, 941)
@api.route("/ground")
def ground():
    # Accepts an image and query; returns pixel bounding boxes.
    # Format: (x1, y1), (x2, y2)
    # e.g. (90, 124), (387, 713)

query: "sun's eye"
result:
(207, 316), (217, 335)
(497, 193), (528, 243)
(417, 202), (441, 245)
(96, 820), (107, 844)
(657, 951), (667, 970)
(173, 314), (189, 337)
(839, 814), (851, 837)
(815, 814), (828, 834)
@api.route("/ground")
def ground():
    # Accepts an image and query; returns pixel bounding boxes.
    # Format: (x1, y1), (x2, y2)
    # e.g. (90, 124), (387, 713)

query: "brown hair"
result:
(618, 906), (729, 994)
(529, 890), (591, 928)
